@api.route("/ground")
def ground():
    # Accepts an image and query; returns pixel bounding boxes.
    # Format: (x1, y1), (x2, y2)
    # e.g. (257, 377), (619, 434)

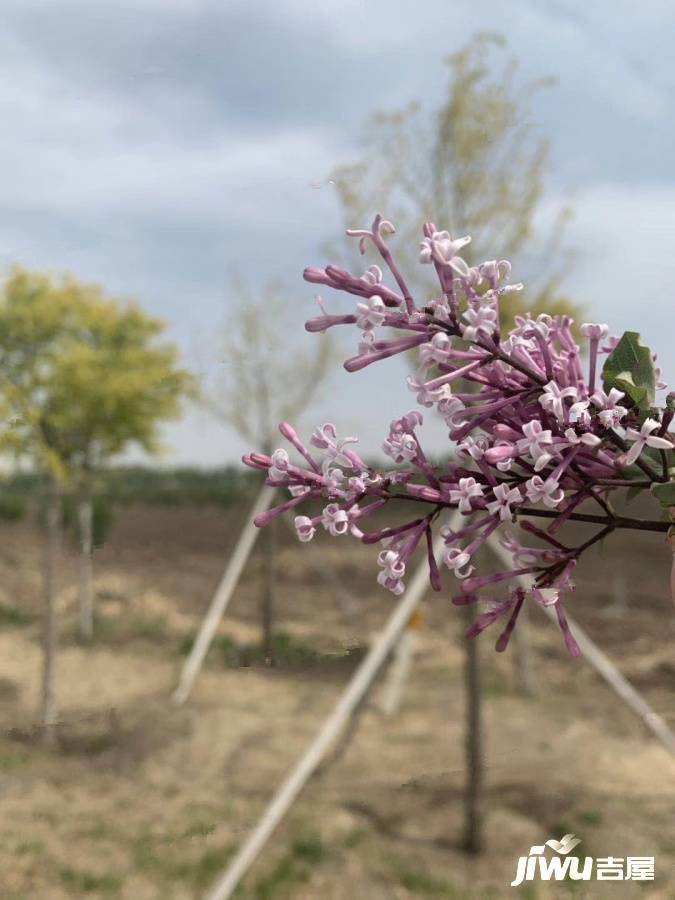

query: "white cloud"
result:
(0, 0), (672, 465)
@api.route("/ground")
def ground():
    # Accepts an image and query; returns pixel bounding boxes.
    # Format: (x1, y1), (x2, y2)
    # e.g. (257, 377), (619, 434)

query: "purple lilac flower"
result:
(624, 418), (672, 466)
(244, 214), (674, 656)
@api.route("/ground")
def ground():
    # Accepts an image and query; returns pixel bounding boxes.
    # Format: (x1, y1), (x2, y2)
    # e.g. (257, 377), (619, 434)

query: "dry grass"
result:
(0, 504), (674, 898)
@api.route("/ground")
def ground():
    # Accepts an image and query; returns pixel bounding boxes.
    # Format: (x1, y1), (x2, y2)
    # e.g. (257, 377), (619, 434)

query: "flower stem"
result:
(517, 507), (669, 533)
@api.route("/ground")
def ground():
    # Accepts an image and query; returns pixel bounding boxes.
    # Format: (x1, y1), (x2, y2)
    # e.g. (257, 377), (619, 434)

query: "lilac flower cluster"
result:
(243, 215), (674, 656)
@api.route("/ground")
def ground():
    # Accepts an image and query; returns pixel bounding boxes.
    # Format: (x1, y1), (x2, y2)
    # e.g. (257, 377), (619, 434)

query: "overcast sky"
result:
(1, 0), (674, 465)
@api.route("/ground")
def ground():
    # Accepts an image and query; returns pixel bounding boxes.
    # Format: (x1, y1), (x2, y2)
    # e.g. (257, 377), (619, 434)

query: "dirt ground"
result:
(0, 502), (674, 899)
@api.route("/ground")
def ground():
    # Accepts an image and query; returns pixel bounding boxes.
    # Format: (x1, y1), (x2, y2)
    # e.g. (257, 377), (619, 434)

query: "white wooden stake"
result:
(486, 531), (675, 755)
(204, 530), (446, 900)
(604, 572), (628, 617)
(380, 628), (417, 716)
(172, 486), (275, 706)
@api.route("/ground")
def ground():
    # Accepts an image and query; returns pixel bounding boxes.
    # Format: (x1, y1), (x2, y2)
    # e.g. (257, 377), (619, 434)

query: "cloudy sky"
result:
(2, 0), (674, 465)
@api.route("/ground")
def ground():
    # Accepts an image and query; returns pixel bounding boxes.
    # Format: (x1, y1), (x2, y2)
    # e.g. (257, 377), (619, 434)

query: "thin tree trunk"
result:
(77, 492), (94, 642)
(261, 517), (276, 662)
(461, 603), (483, 854)
(41, 478), (62, 745)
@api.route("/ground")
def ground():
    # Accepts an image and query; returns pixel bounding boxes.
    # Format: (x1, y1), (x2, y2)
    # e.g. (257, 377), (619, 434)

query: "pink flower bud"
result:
(483, 445), (516, 464)
(242, 453), (271, 469)
(303, 266), (327, 284)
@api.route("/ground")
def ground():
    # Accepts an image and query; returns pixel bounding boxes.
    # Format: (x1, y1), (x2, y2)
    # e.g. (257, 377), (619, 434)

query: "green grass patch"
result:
(177, 845), (234, 889)
(0, 747), (32, 771)
(59, 865), (123, 895)
(0, 493), (26, 521)
(132, 830), (233, 890)
(578, 809), (603, 827)
(290, 832), (325, 866)
(245, 830), (327, 900)
(387, 856), (460, 897)
(0, 602), (34, 627)
(80, 609), (172, 648)
(182, 820), (216, 840)
(179, 630), (366, 673)
(14, 839), (44, 856)
(342, 827), (368, 849)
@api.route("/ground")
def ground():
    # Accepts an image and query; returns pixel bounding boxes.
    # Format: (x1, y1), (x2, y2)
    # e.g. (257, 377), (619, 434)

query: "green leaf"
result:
(651, 481), (675, 509)
(637, 406), (660, 425)
(602, 331), (656, 410)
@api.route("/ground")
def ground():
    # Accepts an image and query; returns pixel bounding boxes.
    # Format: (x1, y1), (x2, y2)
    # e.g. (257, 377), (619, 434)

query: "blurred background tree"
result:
(329, 32), (582, 326)
(0, 268), (192, 737)
(329, 31), (578, 853)
(206, 278), (335, 660)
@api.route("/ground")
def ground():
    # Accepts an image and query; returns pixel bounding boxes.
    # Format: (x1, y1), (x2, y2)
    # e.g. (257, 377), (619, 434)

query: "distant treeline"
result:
(0, 465), (259, 523)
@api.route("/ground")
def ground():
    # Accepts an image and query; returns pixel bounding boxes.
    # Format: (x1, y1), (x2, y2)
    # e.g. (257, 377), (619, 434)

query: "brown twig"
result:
(516, 508), (668, 533)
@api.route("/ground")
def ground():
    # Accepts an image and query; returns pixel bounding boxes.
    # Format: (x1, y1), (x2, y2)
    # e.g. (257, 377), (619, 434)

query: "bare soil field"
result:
(0, 502), (674, 899)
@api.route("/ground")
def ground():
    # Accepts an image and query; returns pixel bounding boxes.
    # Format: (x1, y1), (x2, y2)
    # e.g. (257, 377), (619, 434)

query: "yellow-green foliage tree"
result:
(0, 268), (192, 737)
(330, 32), (582, 326)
